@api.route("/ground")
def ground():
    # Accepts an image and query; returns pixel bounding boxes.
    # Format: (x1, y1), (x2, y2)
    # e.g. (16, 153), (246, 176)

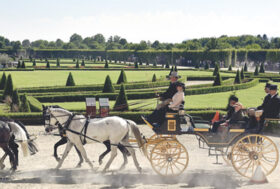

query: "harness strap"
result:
(81, 119), (90, 144)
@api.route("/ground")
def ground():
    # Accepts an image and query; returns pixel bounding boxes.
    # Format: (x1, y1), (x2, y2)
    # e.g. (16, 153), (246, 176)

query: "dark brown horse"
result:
(0, 121), (17, 171)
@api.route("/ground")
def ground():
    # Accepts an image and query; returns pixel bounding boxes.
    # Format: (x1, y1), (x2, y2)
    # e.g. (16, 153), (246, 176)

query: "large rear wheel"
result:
(231, 134), (278, 178)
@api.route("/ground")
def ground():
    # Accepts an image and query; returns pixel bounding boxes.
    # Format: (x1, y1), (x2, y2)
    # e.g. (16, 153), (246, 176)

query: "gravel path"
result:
(0, 125), (279, 189)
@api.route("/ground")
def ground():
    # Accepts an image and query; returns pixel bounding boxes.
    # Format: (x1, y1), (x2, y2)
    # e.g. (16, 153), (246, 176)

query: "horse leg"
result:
(55, 141), (73, 170)
(0, 153), (7, 170)
(74, 145), (83, 168)
(74, 142), (94, 170)
(54, 137), (67, 162)
(99, 140), (111, 165)
(117, 143), (128, 171)
(102, 145), (117, 173)
(9, 140), (19, 166)
(121, 140), (142, 173)
(3, 145), (16, 171)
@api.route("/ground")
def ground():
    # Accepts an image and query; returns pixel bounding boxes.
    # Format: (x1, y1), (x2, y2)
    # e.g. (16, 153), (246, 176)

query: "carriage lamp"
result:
(179, 110), (185, 115)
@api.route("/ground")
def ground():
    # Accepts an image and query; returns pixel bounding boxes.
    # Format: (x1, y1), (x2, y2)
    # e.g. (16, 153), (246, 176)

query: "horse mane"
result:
(50, 107), (72, 115)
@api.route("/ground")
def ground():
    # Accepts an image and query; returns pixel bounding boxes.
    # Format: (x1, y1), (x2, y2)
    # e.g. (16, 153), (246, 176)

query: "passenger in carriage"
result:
(263, 84), (280, 119)
(156, 71), (180, 110)
(257, 83), (271, 112)
(212, 96), (244, 132)
(146, 82), (185, 127)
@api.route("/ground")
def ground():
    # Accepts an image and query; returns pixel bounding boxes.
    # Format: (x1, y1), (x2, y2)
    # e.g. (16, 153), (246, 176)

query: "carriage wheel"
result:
(231, 134), (279, 178)
(150, 139), (189, 176)
(144, 134), (158, 160)
(222, 146), (233, 165)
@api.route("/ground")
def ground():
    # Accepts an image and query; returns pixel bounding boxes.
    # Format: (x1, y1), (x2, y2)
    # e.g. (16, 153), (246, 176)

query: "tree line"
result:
(1, 33), (280, 52)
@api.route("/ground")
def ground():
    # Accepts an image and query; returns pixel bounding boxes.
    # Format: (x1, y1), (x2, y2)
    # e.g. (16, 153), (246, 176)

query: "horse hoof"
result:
(137, 167), (142, 174)
(55, 157), (61, 162)
(99, 160), (103, 165)
(75, 164), (82, 168)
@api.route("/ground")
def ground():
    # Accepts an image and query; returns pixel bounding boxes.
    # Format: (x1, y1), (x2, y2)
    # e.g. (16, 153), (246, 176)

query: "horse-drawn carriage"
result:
(141, 109), (279, 178)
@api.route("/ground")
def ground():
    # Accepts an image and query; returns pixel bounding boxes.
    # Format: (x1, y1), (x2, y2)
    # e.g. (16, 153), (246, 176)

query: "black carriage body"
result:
(155, 113), (182, 135)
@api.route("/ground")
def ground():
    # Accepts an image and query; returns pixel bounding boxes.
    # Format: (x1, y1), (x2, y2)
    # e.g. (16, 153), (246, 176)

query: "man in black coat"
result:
(160, 71), (179, 100)
(264, 85), (280, 118)
(257, 83), (271, 111)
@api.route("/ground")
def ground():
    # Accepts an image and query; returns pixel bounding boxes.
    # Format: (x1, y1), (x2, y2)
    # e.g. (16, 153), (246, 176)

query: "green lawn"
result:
(44, 83), (277, 111)
(0, 70), (234, 88)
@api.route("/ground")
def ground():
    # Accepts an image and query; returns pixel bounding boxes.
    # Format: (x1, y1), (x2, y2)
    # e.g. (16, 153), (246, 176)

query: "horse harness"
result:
(48, 112), (140, 148)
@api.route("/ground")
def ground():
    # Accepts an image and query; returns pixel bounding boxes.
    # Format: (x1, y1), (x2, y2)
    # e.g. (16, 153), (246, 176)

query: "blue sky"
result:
(0, 0), (279, 43)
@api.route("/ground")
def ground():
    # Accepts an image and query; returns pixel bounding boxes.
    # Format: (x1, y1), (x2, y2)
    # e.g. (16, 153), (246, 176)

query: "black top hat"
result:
(269, 85), (278, 90)
(265, 83), (271, 88)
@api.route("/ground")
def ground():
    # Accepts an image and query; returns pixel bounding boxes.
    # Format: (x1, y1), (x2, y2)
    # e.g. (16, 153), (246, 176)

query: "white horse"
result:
(44, 107), (145, 173)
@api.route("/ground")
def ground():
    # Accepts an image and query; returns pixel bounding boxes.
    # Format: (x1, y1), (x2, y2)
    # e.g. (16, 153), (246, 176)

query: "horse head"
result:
(43, 105), (72, 133)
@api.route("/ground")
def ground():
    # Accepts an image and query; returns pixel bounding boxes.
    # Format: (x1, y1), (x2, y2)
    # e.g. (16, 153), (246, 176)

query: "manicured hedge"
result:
(185, 79), (259, 95)
(36, 79), (259, 102)
(26, 96), (42, 112)
(19, 77), (186, 94)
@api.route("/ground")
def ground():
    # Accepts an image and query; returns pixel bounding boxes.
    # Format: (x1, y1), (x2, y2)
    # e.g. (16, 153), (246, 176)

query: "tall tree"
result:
(259, 63), (265, 73)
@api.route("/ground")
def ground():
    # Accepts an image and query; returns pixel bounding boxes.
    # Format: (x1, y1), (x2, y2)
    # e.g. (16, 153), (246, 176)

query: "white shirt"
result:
(168, 91), (185, 110)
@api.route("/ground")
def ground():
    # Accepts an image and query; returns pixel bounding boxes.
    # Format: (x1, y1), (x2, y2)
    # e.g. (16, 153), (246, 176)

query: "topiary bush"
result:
(0, 72), (7, 90)
(66, 72), (75, 86)
(3, 74), (14, 99)
(204, 63), (209, 70)
(117, 69), (127, 84)
(113, 83), (129, 111)
(20, 94), (31, 112)
(234, 69), (241, 84)
(81, 59), (85, 67)
(46, 61), (50, 68)
(134, 62), (139, 69)
(33, 60), (36, 66)
(228, 64), (232, 71)
(241, 67), (245, 80)
(17, 61), (21, 68)
(11, 89), (20, 112)
(213, 71), (222, 86)
(56, 58), (60, 67)
(213, 63), (219, 76)
(254, 65), (259, 76)
(244, 63), (248, 72)
(174, 66), (178, 72)
(152, 74), (157, 82)
(21, 61), (25, 68)
(76, 61), (79, 68)
(104, 60), (109, 68)
(103, 75), (115, 93)
(259, 63), (265, 73)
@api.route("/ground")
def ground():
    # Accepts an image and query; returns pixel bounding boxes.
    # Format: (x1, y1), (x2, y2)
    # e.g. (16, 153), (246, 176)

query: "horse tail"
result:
(9, 122), (29, 157)
(15, 120), (38, 155)
(127, 120), (147, 156)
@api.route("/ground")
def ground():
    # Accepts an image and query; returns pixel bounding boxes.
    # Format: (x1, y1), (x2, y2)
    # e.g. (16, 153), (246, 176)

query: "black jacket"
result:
(160, 82), (178, 100)
(257, 94), (271, 111)
(264, 93), (280, 118)
(225, 106), (235, 120)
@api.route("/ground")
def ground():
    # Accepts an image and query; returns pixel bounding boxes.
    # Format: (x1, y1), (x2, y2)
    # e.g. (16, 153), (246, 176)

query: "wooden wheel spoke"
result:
(243, 160), (253, 176)
(234, 157), (250, 163)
